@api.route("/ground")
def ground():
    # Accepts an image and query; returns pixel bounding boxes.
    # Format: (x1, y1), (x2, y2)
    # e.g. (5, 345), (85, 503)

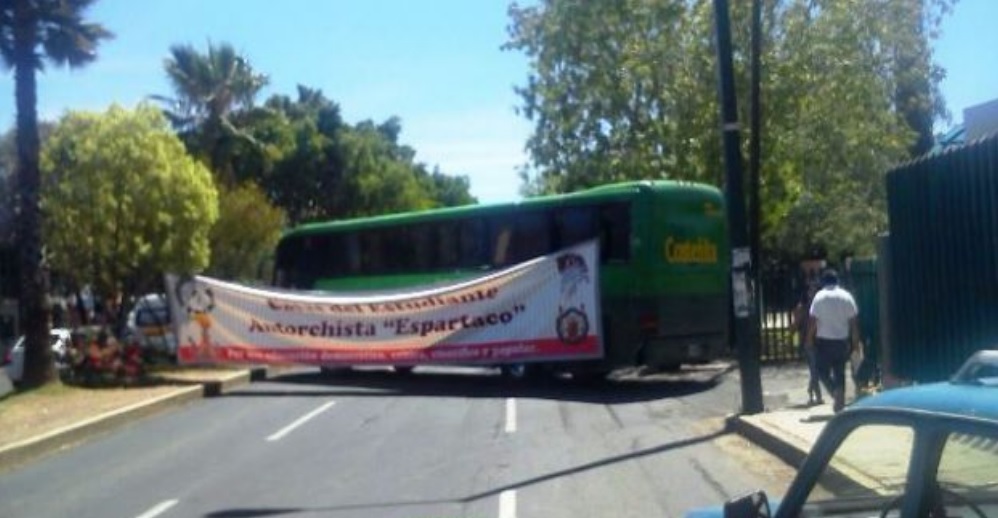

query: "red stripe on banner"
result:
(178, 336), (601, 365)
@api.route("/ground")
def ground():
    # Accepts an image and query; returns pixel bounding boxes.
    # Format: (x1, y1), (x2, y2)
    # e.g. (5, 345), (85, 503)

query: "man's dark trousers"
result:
(814, 338), (849, 412)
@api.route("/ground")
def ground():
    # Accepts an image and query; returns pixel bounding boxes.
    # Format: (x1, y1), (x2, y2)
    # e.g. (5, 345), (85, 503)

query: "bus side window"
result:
(490, 218), (514, 267)
(344, 233), (362, 275)
(511, 211), (553, 262)
(555, 206), (597, 248)
(326, 233), (349, 278)
(600, 202), (631, 263)
(411, 224), (435, 271)
(274, 238), (301, 288)
(297, 235), (328, 288)
(437, 222), (459, 270)
(459, 219), (487, 269)
(360, 232), (384, 275)
(381, 226), (409, 274)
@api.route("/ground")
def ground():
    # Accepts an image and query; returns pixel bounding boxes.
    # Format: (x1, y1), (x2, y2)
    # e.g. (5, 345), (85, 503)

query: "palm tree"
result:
(0, 0), (111, 388)
(157, 42), (268, 186)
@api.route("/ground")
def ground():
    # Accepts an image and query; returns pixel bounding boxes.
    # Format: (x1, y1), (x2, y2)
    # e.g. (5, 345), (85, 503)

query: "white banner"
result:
(168, 241), (602, 366)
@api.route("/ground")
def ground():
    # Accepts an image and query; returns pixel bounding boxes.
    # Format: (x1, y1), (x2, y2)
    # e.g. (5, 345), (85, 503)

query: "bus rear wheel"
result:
(319, 366), (351, 377)
(501, 363), (538, 379)
(572, 370), (610, 383)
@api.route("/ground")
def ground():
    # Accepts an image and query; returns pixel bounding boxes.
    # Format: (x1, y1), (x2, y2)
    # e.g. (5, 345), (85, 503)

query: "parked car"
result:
(2, 328), (72, 384)
(690, 350), (998, 518)
(124, 293), (177, 360)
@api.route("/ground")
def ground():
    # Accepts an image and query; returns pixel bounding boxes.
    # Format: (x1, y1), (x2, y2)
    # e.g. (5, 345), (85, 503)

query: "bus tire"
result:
(393, 366), (415, 375)
(501, 363), (536, 379)
(319, 366), (350, 377)
(572, 370), (610, 383)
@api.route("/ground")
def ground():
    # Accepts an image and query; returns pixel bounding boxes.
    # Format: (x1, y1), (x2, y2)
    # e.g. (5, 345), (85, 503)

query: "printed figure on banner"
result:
(555, 251), (591, 344)
(176, 276), (218, 362)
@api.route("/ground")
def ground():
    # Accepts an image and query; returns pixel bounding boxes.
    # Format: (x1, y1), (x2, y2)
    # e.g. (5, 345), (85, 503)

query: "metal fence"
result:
(759, 264), (804, 362)
(886, 132), (998, 382)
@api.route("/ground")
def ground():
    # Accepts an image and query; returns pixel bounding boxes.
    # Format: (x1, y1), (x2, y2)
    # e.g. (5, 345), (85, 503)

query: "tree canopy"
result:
(505, 0), (954, 258)
(41, 104), (219, 302)
(253, 88), (477, 224)
(157, 41), (269, 186)
(206, 182), (283, 283)
(152, 44), (477, 278)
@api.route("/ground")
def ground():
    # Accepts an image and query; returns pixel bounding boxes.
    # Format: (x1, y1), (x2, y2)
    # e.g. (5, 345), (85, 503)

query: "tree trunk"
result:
(14, 0), (54, 388)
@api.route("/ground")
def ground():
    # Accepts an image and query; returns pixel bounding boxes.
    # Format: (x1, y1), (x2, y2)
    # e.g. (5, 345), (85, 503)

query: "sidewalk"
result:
(728, 363), (861, 468)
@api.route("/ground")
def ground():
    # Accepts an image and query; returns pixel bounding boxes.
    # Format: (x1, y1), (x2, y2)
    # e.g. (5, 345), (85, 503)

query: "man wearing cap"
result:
(806, 269), (860, 413)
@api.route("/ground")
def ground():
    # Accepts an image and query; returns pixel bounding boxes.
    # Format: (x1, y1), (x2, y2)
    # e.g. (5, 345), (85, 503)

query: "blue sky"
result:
(0, 0), (994, 204)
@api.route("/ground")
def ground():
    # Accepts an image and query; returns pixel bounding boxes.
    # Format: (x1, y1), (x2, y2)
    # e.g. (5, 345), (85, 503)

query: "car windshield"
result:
(952, 355), (998, 387)
(935, 429), (998, 516)
(135, 307), (170, 327)
(801, 423), (915, 517)
(796, 420), (998, 518)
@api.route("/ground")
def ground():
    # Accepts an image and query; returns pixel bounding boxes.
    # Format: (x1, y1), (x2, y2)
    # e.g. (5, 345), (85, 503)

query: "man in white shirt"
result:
(806, 269), (860, 413)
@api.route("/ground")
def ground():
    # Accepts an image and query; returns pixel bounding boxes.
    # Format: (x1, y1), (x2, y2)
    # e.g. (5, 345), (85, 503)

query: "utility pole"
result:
(750, 0), (763, 316)
(713, 0), (764, 414)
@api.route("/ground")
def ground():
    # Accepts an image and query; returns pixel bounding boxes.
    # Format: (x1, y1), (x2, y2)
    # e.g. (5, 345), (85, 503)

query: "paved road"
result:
(0, 363), (799, 518)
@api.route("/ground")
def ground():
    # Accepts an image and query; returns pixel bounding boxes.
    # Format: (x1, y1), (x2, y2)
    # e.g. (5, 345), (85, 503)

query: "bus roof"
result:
(282, 180), (721, 238)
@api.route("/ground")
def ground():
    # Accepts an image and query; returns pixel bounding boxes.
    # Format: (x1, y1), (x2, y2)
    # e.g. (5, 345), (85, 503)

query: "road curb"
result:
(726, 413), (810, 469)
(0, 367), (267, 472)
(201, 369), (254, 397)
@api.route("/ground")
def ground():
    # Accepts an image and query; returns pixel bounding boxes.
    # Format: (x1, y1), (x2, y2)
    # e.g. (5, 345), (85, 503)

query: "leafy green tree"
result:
(757, 0), (953, 257)
(158, 41), (268, 186)
(506, 0), (704, 192)
(505, 0), (952, 259)
(254, 87), (476, 223)
(337, 119), (434, 217)
(207, 182), (284, 282)
(0, 0), (112, 387)
(417, 165), (476, 208)
(257, 86), (348, 224)
(41, 104), (218, 319)
(154, 42), (478, 227)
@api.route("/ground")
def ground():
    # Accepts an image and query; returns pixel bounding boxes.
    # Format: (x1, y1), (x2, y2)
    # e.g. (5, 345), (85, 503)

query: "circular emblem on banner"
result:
(556, 307), (589, 345)
(176, 276), (215, 315)
(175, 276), (218, 362)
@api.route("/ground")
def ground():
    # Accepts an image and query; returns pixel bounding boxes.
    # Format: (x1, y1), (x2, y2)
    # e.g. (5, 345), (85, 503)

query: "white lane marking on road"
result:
(505, 397), (517, 433)
(499, 490), (517, 518)
(267, 401), (336, 442)
(135, 499), (178, 518)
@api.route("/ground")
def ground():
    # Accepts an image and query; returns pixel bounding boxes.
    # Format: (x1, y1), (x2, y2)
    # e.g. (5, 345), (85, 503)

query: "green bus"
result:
(273, 180), (729, 377)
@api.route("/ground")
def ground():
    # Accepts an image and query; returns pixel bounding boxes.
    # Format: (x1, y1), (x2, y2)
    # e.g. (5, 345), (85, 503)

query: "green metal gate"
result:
(886, 133), (998, 382)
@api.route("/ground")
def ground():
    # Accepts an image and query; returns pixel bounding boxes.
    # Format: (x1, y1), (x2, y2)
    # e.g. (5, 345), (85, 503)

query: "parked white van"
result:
(124, 294), (177, 359)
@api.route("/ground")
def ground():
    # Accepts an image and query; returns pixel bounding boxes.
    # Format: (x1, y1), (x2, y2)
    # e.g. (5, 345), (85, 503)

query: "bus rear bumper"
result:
(638, 334), (727, 368)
